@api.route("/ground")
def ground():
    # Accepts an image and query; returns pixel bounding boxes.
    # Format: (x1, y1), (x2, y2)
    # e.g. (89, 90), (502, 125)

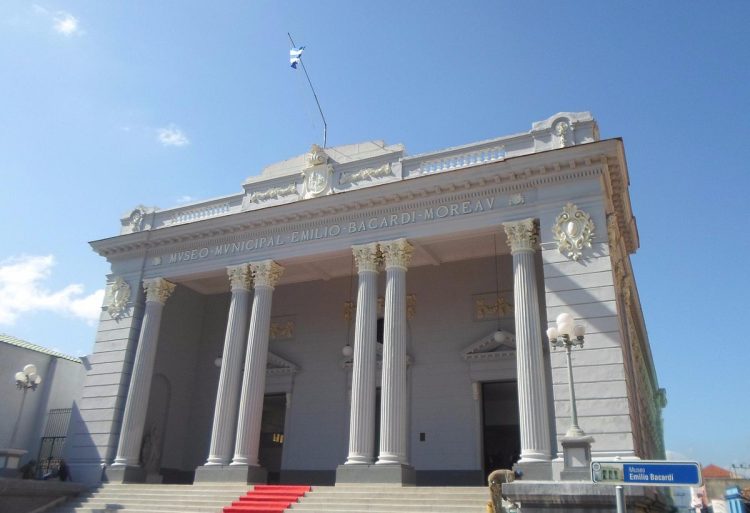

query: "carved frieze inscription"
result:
(155, 196), (497, 266)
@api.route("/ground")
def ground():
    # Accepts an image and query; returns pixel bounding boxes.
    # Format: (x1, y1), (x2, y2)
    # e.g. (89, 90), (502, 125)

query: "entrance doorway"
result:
(259, 394), (287, 483)
(481, 381), (520, 480)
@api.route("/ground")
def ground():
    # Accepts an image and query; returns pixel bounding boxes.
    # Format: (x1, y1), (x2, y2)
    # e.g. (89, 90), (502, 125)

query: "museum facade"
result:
(66, 112), (666, 486)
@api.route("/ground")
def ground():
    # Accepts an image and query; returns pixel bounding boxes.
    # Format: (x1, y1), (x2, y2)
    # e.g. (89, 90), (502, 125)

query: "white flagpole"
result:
(288, 33), (328, 148)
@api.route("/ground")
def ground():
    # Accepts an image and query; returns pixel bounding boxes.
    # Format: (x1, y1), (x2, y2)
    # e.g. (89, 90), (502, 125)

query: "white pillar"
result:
(112, 277), (175, 467)
(205, 264), (253, 466)
(503, 218), (552, 463)
(376, 238), (413, 466)
(345, 243), (380, 465)
(231, 260), (284, 466)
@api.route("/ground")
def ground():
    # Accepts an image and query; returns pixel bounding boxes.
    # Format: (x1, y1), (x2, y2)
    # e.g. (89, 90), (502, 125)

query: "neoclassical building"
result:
(67, 112), (666, 486)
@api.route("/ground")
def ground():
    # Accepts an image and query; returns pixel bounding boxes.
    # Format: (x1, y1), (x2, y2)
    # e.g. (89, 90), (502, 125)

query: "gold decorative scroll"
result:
(473, 292), (514, 321)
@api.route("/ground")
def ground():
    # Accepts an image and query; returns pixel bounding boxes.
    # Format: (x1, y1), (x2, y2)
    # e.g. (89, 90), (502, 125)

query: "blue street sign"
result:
(591, 461), (702, 487)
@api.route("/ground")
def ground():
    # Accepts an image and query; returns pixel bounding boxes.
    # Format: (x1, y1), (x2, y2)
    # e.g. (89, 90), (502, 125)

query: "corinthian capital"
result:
(503, 218), (539, 253)
(143, 277), (176, 304)
(250, 260), (284, 288)
(352, 242), (380, 273)
(379, 238), (413, 270)
(227, 264), (252, 291)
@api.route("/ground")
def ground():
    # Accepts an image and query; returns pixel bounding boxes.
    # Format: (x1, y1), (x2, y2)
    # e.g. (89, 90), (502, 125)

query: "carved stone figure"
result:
(107, 277), (131, 319)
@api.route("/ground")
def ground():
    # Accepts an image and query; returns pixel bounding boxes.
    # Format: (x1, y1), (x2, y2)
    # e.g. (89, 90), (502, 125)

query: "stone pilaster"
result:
(231, 260), (283, 471)
(376, 238), (413, 466)
(345, 243), (380, 464)
(503, 219), (553, 473)
(204, 264), (252, 466)
(110, 278), (175, 479)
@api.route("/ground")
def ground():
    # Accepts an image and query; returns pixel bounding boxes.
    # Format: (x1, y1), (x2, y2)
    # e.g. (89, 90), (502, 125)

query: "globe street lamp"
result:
(546, 313), (593, 481)
(2, 364), (44, 476)
(546, 313), (586, 437)
(15, 364), (43, 391)
(11, 365), (43, 448)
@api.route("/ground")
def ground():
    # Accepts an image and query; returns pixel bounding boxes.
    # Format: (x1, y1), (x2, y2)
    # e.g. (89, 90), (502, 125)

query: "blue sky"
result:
(1, 1), (748, 471)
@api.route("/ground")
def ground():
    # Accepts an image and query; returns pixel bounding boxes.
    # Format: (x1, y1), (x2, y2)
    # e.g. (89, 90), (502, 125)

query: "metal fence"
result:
(36, 408), (72, 478)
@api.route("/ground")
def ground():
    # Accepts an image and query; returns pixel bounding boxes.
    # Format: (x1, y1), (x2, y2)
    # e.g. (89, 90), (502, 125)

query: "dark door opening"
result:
(481, 381), (521, 480)
(259, 394), (287, 484)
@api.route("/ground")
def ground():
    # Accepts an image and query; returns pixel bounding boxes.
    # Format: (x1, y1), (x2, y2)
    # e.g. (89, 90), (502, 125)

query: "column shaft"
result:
(377, 239), (412, 466)
(346, 243), (379, 464)
(205, 265), (252, 465)
(505, 219), (552, 463)
(232, 261), (283, 466)
(113, 278), (174, 467)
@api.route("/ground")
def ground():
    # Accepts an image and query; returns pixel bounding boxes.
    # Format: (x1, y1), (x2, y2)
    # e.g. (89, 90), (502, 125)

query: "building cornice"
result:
(91, 139), (637, 259)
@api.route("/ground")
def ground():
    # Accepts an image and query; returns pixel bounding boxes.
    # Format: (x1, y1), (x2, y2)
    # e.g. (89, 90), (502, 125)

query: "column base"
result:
(194, 464), (268, 484)
(514, 460), (552, 481)
(104, 465), (146, 483)
(335, 464), (415, 486)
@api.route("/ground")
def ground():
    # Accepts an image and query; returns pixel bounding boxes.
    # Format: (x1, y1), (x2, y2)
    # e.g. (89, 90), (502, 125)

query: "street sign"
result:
(591, 460), (702, 487)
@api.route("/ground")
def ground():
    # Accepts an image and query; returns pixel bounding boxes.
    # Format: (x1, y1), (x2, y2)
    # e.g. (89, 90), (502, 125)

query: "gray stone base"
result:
(502, 481), (671, 513)
(336, 464), (416, 486)
(194, 464), (268, 484)
(559, 467), (591, 481)
(560, 435), (593, 482)
(0, 477), (87, 513)
(514, 460), (553, 481)
(104, 465), (146, 483)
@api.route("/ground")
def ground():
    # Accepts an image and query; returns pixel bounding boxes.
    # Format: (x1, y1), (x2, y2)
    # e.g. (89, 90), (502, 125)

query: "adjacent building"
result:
(0, 334), (86, 477)
(66, 112), (667, 486)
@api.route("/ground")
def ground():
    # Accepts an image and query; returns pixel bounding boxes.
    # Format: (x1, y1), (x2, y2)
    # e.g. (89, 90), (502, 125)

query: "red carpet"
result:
(223, 484), (311, 513)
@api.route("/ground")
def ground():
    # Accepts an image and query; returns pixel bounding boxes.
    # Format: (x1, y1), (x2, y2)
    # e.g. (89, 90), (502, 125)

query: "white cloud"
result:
(53, 12), (80, 36)
(157, 124), (190, 147)
(0, 255), (104, 326)
(176, 195), (194, 204)
(32, 5), (82, 37)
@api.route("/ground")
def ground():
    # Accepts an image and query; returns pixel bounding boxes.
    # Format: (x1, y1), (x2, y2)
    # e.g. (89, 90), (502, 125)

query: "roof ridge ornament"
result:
(301, 144), (333, 199)
(553, 202), (595, 261)
(307, 144), (328, 167)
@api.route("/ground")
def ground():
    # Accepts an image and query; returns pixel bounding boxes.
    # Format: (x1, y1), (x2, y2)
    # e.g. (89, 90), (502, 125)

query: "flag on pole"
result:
(290, 46), (305, 68)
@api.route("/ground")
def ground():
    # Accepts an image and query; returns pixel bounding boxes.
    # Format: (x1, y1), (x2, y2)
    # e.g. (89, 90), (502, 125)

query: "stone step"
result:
(74, 497), (233, 506)
(298, 497), (487, 505)
(51, 509), (221, 513)
(47, 485), (249, 513)
(306, 491), (488, 498)
(76, 492), (245, 500)
(287, 502), (487, 513)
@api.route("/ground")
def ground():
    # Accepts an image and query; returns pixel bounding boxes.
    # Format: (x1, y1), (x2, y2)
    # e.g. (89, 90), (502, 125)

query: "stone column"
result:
(345, 243), (380, 465)
(231, 260), (283, 479)
(503, 219), (552, 477)
(204, 264), (253, 466)
(110, 277), (175, 481)
(376, 238), (413, 466)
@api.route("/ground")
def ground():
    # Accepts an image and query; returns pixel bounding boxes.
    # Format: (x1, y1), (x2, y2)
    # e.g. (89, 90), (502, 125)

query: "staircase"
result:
(47, 483), (251, 513)
(289, 486), (490, 513)
(47, 483), (490, 513)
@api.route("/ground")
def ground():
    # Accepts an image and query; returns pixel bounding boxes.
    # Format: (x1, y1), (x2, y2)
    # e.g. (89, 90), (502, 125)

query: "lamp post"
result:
(9, 365), (43, 452)
(546, 313), (586, 437)
(547, 313), (594, 481)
